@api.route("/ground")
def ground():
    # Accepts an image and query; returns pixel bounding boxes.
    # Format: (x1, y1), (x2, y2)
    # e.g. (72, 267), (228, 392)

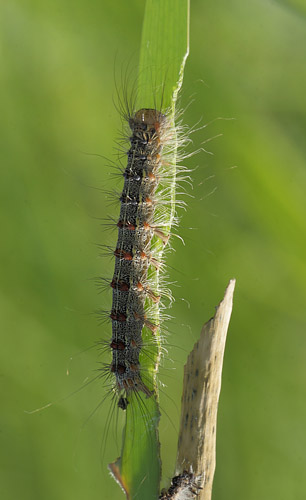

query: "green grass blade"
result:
(137, 0), (190, 112)
(112, 1), (190, 499)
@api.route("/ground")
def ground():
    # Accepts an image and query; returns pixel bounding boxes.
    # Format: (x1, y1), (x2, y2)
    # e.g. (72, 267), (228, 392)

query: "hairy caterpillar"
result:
(88, 72), (202, 500)
(107, 109), (168, 401)
(98, 86), (192, 415)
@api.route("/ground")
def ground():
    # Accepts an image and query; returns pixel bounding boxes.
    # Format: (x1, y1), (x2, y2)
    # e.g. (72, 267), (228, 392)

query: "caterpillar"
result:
(99, 94), (191, 411)
(108, 108), (167, 400)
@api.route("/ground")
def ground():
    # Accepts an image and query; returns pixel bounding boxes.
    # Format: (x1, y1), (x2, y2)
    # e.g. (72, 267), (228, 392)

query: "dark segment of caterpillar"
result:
(109, 108), (169, 404)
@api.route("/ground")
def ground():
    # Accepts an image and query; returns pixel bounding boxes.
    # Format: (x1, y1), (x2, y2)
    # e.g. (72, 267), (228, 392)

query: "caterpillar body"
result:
(105, 106), (174, 406)
(98, 83), (192, 417)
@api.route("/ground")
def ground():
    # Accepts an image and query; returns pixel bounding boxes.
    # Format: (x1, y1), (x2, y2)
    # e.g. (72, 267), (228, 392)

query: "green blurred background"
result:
(1, 0), (306, 499)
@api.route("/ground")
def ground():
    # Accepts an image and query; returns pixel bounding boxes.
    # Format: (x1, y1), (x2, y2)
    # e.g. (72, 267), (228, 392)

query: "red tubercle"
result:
(114, 248), (133, 261)
(134, 281), (161, 303)
(136, 251), (160, 269)
(147, 171), (157, 182)
(117, 220), (136, 231)
(142, 221), (169, 244)
(135, 282), (143, 292)
(110, 311), (127, 322)
(111, 363), (126, 375)
(110, 278), (130, 291)
(139, 251), (148, 260)
(110, 340), (126, 351)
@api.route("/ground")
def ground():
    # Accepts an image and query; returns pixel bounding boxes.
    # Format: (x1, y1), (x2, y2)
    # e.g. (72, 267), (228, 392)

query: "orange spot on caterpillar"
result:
(136, 251), (160, 268)
(136, 281), (144, 292)
(117, 220), (136, 230)
(114, 248), (133, 261)
(147, 171), (157, 182)
(142, 220), (169, 244)
(134, 281), (160, 302)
